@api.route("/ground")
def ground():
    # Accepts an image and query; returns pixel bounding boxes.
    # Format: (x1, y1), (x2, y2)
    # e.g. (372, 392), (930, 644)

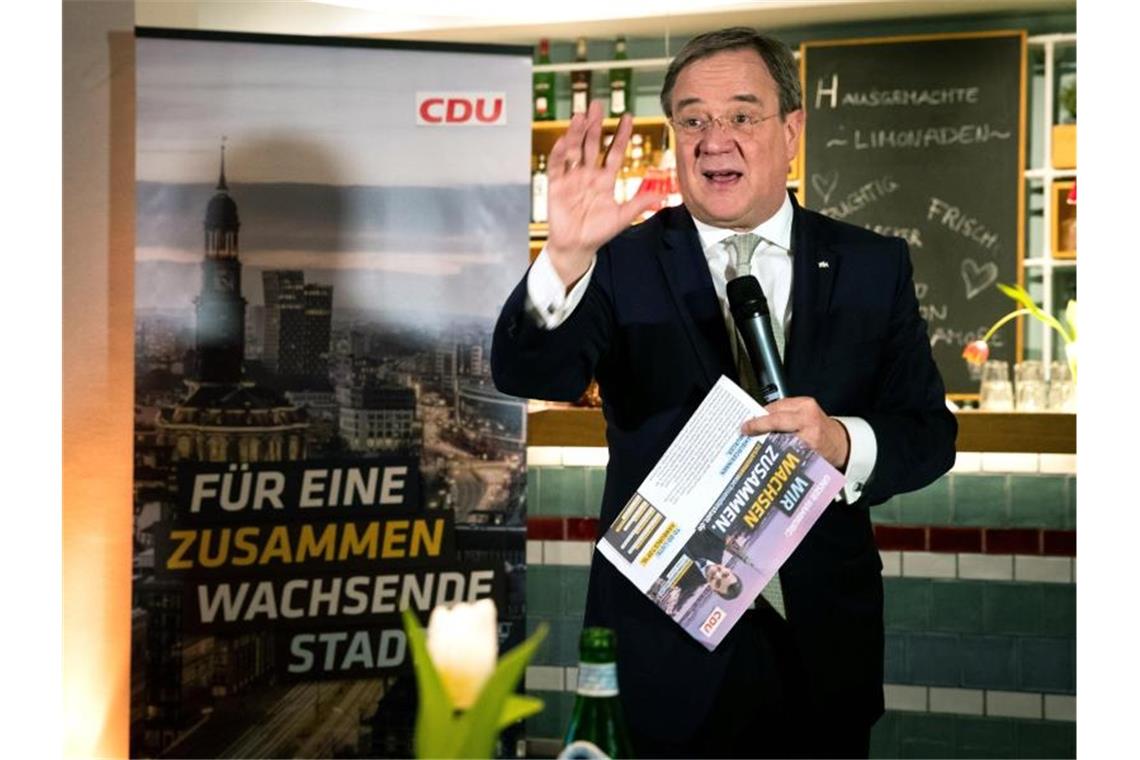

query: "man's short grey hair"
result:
(660, 27), (802, 118)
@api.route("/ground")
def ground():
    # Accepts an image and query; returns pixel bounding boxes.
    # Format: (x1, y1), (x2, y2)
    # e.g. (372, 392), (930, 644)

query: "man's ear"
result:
(783, 108), (805, 159)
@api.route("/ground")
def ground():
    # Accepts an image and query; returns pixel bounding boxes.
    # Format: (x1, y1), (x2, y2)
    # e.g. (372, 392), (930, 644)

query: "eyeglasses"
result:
(670, 109), (780, 139)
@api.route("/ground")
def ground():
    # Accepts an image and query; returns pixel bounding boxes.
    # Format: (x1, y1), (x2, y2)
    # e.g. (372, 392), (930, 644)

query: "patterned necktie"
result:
(723, 232), (761, 276)
(722, 233), (787, 618)
(723, 233), (787, 355)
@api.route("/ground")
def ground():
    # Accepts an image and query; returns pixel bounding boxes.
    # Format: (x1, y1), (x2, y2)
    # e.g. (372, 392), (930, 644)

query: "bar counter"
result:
(527, 407), (1076, 453)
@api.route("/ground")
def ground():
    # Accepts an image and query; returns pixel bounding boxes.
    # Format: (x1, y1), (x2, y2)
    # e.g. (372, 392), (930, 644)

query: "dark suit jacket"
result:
(492, 193), (956, 744)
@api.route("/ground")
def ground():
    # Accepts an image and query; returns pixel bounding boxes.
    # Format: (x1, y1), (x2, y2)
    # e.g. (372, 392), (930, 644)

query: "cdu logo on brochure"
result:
(416, 92), (506, 125)
(700, 607), (727, 638)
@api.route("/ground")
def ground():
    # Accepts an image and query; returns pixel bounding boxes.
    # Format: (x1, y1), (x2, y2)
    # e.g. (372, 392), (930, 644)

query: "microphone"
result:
(727, 275), (787, 404)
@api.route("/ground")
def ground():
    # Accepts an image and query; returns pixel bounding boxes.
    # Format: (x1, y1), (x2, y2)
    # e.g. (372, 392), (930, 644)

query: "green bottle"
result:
(570, 37), (592, 116)
(608, 36), (633, 117)
(562, 627), (635, 758)
(533, 38), (556, 121)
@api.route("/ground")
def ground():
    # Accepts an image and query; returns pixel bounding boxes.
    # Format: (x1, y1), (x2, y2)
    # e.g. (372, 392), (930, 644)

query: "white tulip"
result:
(426, 598), (499, 709)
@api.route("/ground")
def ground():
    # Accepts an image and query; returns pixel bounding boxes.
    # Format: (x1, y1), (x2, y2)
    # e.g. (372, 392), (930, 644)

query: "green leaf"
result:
(996, 282), (1070, 344)
(452, 623), (549, 759)
(498, 695), (545, 730)
(403, 610), (466, 759)
(1064, 299), (1078, 342)
(996, 282), (1044, 319)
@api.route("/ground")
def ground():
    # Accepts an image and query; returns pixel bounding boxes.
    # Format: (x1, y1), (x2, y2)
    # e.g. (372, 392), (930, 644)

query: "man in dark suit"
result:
(493, 27), (956, 758)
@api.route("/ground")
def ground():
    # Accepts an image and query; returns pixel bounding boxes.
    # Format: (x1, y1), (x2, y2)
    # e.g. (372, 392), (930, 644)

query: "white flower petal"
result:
(425, 599), (499, 709)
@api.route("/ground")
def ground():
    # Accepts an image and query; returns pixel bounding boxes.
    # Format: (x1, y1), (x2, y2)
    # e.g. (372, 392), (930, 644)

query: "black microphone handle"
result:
(736, 311), (788, 404)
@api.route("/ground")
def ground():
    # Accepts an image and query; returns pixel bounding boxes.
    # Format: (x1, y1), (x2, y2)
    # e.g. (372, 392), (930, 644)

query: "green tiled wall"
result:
(529, 566), (591, 616)
(884, 631), (1074, 694)
(585, 467), (606, 513)
(1041, 586), (1078, 637)
(870, 474), (1077, 529)
(951, 476), (1011, 526)
(929, 581), (984, 633)
(885, 578), (934, 629)
(527, 468), (1077, 530)
(985, 584), (1048, 637)
(871, 712), (1075, 759)
(905, 633), (962, 686)
(953, 714), (1016, 759)
(883, 580), (1075, 694)
(527, 616), (582, 669)
(527, 690), (575, 741)
(529, 465), (608, 517)
(530, 679), (1078, 758)
(1017, 638), (1076, 693)
(1009, 476), (1070, 528)
(530, 467), (593, 517)
(885, 580), (1075, 638)
(527, 566), (588, 666)
(958, 635), (1019, 691)
(526, 466), (1077, 756)
(895, 476), (953, 525)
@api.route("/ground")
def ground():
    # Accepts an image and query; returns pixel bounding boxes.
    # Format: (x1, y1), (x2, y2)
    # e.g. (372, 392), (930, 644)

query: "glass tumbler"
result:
(979, 360), (1014, 411)
(1015, 360), (1047, 411)
(1048, 360), (1076, 412)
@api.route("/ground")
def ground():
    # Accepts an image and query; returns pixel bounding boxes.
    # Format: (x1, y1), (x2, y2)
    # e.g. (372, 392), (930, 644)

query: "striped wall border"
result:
(529, 516), (1075, 557)
(874, 525), (1075, 556)
(526, 539), (1075, 584)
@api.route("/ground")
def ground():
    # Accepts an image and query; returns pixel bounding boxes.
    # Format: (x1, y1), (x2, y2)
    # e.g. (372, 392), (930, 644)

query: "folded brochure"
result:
(595, 376), (845, 650)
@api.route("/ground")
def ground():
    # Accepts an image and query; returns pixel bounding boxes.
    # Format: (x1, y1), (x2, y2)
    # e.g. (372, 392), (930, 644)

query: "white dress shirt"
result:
(524, 195), (877, 504)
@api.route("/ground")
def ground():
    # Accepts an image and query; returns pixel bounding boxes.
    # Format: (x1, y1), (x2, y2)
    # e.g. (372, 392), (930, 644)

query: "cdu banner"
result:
(131, 29), (530, 758)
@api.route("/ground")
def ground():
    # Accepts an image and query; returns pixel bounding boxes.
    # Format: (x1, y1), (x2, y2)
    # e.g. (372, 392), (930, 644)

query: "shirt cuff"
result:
(525, 246), (596, 329)
(834, 416), (877, 504)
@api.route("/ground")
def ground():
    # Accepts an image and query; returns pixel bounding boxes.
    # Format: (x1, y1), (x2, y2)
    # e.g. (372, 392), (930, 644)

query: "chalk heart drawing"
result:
(811, 170), (839, 204)
(961, 259), (999, 300)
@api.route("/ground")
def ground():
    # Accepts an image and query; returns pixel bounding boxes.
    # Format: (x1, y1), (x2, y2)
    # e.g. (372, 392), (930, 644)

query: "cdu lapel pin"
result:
(818, 261), (830, 269)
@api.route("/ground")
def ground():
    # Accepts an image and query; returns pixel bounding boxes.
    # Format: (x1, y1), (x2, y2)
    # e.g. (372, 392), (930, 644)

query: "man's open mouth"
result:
(702, 170), (742, 184)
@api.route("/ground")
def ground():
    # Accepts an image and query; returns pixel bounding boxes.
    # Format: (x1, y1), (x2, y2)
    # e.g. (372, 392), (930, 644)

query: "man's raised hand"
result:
(546, 100), (666, 289)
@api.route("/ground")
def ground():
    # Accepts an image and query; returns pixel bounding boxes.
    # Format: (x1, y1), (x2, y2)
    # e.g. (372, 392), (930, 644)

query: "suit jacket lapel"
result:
(786, 193), (836, 391)
(659, 207), (736, 387)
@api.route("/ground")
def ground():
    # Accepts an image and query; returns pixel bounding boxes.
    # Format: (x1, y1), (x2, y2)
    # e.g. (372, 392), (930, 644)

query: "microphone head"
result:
(727, 275), (770, 318)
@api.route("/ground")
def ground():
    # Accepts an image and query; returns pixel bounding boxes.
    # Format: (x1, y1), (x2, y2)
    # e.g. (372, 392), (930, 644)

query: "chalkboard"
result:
(801, 31), (1026, 397)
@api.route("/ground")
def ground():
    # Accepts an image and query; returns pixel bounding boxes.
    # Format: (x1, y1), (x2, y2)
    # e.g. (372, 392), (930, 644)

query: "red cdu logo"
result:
(416, 92), (507, 126)
(700, 607), (726, 638)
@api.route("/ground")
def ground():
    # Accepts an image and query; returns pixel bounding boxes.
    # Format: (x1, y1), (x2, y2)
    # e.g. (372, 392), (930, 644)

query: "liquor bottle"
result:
(621, 134), (645, 202)
(608, 36), (633, 117)
(562, 627), (634, 758)
(570, 37), (591, 116)
(531, 154), (549, 224)
(533, 38), (556, 121)
(602, 135), (624, 204)
(635, 137), (669, 222)
(660, 147), (682, 208)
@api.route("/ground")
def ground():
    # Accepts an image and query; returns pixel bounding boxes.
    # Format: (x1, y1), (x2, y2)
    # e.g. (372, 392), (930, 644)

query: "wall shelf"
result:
(533, 57), (674, 74)
(532, 115), (672, 160)
(532, 115), (670, 132)
(528, 407), (1076, 453)
(1051, 180), (1077, 259)
(1026, 33), (1077, 374)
